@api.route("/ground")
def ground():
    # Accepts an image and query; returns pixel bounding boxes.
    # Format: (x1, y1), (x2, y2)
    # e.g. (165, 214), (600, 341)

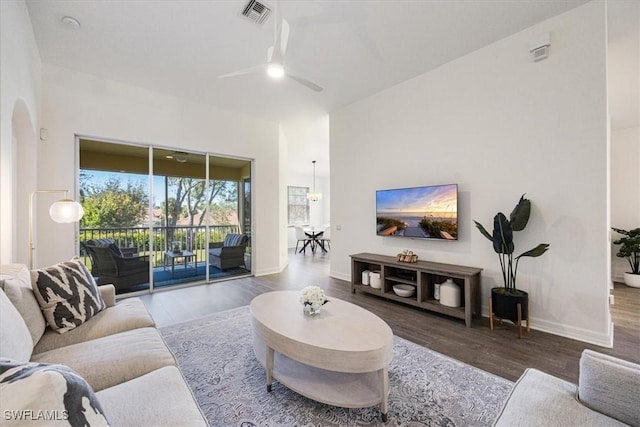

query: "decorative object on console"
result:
(369, 271), (382, 289)
(434, 282), (441, 300)
(439, 279), (461, 307)
(298, 286), (328, 316)
(474, 194), (550, 338)
(396, 249), (418, 263)
(611, 227), (640, 288)
(361, 270), (370, 285)
(29, 190), (84, 269)
(393, 284), (415, 297)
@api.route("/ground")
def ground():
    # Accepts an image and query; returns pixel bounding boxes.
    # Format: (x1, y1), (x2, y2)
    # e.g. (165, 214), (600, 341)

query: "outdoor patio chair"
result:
(81, 239), (149, 291)
(209, 233), (249, 271)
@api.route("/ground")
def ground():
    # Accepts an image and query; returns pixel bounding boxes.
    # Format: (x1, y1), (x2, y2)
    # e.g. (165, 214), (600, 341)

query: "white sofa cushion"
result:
(33, 297), (154, 354)
(32, 258), (106, 334)
(0, 359), (109, 426)
(31, 327), (176, 392)
(578, 349), (640, 426)
(0, 264), (46, 346)
(0, 290), (33, 362)
(96, 366), (207, 427)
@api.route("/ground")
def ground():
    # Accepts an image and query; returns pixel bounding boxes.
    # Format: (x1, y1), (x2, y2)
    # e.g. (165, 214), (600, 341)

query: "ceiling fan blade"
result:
(286, 73), (323, 92)
(280, 19), (290, 57)
(218, 64), (266, 79)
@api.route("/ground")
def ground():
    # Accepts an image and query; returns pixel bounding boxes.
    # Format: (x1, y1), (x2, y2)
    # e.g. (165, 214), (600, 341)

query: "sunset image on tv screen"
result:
(376, 184), (458, 240)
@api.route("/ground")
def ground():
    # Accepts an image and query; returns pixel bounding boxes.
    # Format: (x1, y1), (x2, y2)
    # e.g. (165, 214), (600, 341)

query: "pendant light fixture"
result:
(306, 160), (322, 202)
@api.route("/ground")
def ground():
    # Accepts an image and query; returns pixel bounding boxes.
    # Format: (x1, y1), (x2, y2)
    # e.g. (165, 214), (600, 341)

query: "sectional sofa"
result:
(0, 263), (207, 426)
(494, 349), (640, 426)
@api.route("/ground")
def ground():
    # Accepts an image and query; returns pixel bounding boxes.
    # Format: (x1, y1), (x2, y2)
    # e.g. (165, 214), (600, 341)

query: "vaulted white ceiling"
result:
(27, 0), (601, 125)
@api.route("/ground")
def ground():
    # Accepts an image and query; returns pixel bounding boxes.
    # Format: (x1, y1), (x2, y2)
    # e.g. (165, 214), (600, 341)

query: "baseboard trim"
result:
(480, 307), (614, 348)
(330, 270), (351, 283)
(255, 263), (287, 277)
(336, 267), (614, 347)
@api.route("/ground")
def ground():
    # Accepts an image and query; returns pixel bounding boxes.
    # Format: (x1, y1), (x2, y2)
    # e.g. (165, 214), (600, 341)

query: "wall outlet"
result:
(336, 224), (342, 231)
(609, 294), (615, 305)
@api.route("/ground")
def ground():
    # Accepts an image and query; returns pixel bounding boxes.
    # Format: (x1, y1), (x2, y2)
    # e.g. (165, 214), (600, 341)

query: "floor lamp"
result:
(29, 190), (84, 269)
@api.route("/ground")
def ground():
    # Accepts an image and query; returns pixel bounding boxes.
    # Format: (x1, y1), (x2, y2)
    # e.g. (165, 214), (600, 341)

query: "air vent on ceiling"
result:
(242, 0), (272, 25)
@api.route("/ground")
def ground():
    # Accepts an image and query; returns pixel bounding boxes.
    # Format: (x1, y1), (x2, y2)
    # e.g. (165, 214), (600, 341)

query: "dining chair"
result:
(294, 226), (312, 254)
(320, 226), (331, 251)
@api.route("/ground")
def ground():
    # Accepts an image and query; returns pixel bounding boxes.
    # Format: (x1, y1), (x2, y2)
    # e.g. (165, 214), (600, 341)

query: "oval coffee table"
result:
(250, 290), (394, 421)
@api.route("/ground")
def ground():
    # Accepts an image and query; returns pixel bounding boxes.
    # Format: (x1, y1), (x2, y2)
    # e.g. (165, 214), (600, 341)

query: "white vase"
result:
(303, 304), (320, 316)
(439, 279), (461, 307)
(369, 271), (381, 289)
(624, 272), (640, 288)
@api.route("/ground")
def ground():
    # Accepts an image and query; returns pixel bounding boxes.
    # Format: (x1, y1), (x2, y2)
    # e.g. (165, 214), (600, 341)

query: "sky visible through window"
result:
(82, 170), (174, 206)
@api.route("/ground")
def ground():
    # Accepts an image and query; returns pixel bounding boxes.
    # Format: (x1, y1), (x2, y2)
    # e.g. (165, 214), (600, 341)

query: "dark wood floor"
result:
(139, 250), (640, 383)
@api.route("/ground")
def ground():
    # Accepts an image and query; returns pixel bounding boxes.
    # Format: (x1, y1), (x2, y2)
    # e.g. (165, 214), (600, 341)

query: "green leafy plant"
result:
(474, 195), (550, 295)
(612, 227), (640, 275)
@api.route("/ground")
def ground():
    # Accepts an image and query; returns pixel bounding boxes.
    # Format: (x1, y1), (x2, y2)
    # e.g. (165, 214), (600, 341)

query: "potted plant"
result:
(474, 195), (550, 324)
(612, 227), (640, 288)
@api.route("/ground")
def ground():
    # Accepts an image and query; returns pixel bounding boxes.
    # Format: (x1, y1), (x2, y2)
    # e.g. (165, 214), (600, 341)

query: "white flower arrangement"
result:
(298, 286), (329, 310)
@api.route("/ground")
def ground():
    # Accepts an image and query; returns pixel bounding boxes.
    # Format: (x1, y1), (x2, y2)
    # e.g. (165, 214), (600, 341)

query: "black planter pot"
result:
(491, 288), (528, 323)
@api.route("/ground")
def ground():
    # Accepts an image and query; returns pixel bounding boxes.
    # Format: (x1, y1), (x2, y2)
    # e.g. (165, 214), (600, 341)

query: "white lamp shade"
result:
(49, 200), (84, 223)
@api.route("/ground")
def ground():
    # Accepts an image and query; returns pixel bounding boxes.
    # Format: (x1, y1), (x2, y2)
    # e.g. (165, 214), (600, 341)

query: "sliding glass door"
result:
(78, 138), (252, 295)
(152, 148), (207, 289)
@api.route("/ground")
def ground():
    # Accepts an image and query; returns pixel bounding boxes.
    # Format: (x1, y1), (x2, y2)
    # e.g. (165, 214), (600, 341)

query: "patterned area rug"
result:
(160, 306), (512, 426)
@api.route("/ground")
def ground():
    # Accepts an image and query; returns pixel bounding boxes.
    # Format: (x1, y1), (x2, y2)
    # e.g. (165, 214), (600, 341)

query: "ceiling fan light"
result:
(267, 63), (285, 79)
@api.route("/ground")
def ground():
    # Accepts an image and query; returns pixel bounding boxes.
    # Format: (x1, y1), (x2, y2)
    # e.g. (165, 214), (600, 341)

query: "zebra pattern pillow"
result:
(0, 359), (109, 426)
(33, 258), (106, 334)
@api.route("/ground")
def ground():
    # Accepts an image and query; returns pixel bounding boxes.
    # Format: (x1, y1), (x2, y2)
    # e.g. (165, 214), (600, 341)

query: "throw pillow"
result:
(1, 264), (47, 345)
(0, 359), (109, 426)
(33, 258), (106, 334)
(0, 291), (33, 362)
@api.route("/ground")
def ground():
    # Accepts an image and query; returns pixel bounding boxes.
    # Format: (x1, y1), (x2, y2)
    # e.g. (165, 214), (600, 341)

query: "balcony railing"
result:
(80, 225), (241, 268)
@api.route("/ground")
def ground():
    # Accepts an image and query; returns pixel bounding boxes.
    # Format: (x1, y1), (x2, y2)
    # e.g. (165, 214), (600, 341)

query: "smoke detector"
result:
(242, 0), (272, 25)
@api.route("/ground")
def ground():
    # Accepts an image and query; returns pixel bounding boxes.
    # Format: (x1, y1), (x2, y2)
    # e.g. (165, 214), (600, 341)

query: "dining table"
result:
(301, 227), (327, 254)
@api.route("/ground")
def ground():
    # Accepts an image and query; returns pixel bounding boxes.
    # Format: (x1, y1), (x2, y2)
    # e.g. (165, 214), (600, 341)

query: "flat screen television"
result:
(376, 184), (458, 240)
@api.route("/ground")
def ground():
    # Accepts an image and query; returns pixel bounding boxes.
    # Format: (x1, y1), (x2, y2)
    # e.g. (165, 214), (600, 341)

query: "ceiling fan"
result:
(165, 151), (189, 163)
(218, 1), (323, 92)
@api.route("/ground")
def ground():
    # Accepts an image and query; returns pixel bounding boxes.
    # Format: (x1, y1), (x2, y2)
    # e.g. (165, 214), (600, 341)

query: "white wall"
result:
(0, 0), (42, 265)
(330, 2), (611, 345)
(282, 115), (331, 248)
(611, 126), (640, 281)
(34, 64), (284, 275)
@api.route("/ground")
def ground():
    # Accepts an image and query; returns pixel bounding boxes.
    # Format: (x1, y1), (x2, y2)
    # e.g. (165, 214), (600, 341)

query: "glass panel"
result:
(288, 186), (310, 225)
(78, 139), (151, 295)
(207, 156), (252, 279)
(153, 148), (207, 289)
(78, 139), (253, 293)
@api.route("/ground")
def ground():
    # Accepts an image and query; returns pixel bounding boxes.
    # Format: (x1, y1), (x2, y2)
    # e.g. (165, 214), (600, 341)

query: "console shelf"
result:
(350, 253), (482, 327)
